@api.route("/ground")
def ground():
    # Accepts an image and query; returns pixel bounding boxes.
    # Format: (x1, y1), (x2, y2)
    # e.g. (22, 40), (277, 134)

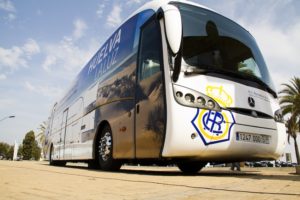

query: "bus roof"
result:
(129, 0), (214, 20)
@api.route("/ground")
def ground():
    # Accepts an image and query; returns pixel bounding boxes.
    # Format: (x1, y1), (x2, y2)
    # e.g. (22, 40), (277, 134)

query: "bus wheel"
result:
(177, 161), (207, 174)
(88, 160), (99, 169)
(49, 146), (66, 167)
(97, 125), (121, 171)
(49, 146), (56, 166)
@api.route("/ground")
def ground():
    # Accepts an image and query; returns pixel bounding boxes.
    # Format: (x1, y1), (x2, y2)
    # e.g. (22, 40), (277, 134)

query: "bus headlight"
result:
(173, 84), (221, 111)
(274, 109), (284, 123)
(197, 96), (206, 105)
(184, 93), (195, 103)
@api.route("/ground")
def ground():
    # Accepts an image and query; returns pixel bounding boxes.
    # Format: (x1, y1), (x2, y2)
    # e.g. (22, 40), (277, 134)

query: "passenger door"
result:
(135, 18), (166, 158)
(60, 109), (68, 159)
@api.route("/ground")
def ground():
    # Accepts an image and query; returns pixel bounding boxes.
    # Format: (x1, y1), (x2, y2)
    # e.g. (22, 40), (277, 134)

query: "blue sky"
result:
(0, 0), (300, 145)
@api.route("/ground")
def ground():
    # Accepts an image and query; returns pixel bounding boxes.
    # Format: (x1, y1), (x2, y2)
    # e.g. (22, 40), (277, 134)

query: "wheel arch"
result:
(92, 120), (110, 159)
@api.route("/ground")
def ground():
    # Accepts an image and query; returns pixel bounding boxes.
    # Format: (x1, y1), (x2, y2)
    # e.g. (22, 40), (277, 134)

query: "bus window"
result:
(138, 20), (162, 81)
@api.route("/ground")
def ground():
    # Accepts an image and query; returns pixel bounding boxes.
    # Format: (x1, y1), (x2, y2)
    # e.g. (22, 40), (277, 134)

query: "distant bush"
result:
(0, 142), (13, 160)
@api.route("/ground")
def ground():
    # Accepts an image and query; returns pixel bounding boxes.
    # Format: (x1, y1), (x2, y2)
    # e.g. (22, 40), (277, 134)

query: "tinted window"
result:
(173, 3), (276, 93)
(138, 21), (162, 81)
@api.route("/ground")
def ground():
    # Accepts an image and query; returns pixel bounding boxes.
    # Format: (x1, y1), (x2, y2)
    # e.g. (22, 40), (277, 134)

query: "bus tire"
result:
(97, 125), (121, 171)
(88, 160), (99, 169)
(177, 161), (207, 174)
(49, 145), (56, 166)
(49, 145), (66, 167)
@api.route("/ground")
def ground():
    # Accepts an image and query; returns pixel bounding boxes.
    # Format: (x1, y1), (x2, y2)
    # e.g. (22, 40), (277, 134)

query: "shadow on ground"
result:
(39, 162), (300, 182)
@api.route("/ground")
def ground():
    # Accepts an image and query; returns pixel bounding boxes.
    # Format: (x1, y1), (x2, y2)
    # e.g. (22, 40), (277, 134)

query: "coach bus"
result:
(45, 0), (286, 173)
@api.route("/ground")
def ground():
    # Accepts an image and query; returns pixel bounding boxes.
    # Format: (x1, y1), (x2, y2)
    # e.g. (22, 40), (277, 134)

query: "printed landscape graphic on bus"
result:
(191, 109), (235, 145)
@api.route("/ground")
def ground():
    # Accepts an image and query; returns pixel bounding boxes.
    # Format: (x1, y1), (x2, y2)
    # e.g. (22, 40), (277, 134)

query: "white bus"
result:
(45, 0), (286, 173)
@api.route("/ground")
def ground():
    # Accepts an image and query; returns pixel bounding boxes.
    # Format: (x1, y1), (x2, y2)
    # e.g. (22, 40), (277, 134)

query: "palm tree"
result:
(36, 121), (47, 158)
(279, 77), (300, 165)
(36, 122), (46, 145)
(286, 117), (300, 164)
(280, 77), (300, 126)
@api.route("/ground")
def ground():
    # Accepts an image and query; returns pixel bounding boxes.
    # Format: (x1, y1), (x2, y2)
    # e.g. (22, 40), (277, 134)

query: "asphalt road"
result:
(0, 160), (299, 200)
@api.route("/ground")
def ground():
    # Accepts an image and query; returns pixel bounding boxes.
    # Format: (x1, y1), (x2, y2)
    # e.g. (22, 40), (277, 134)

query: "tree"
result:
(18, 144), (23, 157)
(36, 121), (46, 157)
(286, 117), (300, 164)
(22, 130), (41, 160)
(32, 141), (41, 160)
(7, 146), (14, 160)
(280, 77), (300, 129)
(279, 76), (300, 165)
(0, 142), (11, 159)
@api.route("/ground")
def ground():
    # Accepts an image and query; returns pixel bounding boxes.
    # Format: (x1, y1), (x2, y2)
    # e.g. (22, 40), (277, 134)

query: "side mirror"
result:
(160, 5), (182, 55)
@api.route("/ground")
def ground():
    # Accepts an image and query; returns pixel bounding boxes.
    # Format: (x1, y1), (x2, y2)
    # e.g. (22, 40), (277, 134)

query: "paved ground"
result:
(0, 160), (299, 200)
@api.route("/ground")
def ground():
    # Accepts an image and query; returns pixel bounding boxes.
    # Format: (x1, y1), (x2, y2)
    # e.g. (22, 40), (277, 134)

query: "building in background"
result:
(278, 135), (300, 163)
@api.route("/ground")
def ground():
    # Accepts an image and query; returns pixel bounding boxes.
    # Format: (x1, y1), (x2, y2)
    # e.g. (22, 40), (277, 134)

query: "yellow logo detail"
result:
(206, 85), (233, 107)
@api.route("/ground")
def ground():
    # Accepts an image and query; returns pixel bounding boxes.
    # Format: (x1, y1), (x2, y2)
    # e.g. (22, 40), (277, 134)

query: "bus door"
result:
(135, 18), (166, 158)
(60, 109), (68, 159)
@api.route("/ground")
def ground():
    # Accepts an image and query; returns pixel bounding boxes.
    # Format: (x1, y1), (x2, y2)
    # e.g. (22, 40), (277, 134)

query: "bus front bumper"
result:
(162, 108), (286, 162)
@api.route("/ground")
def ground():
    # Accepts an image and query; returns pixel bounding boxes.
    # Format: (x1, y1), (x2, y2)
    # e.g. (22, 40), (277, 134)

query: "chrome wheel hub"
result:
(99, 132), (112, 161)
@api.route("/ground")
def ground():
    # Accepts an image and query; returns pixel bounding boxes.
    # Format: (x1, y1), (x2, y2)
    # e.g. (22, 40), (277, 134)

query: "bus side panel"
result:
(51, 112), (61, 160)
(73, 84), (98, 160)
(65, 98), (83, 159)
(94, 59), (137, 159)
(46, 10), (155, 162)
(94, 100), (135, 159)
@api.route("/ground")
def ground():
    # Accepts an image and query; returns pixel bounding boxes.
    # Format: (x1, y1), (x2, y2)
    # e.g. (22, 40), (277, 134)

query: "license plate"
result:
(236, 132), (270, 144)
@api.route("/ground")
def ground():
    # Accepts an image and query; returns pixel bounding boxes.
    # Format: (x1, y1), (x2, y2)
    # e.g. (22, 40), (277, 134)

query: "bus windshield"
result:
(172, 3), (276, 95)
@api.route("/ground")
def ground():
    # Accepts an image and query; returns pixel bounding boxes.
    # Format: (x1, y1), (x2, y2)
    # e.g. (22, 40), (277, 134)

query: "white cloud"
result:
(0, 98), (16, 109)
(23, 39), (40, 57)
(0, 0), (15, 12)
(0, 74), (6, 80)
(42, 55), (57, 72)
(41, 19), (96, 74)
(96, 3), (105, 18)
(25, 81), (35, 91)
(126, 0), (144, 5)
(0, 38), (40, 70)
(42, 37), (94, 74)
(106, 5), (122, 28)
(7, 13), (16, 21)
(0, 0), (16, 22)
(25, 81), (63, 98)
(73, 19), (88, 40)
(0, 46), (26, 69)
(248, 21), (300, 91)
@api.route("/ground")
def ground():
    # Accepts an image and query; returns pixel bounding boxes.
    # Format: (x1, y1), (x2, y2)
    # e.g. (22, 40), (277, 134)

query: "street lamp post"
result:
(0, 115), (15, 122)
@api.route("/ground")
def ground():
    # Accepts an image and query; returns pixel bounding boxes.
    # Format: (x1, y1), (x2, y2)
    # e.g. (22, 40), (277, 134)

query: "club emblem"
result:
(191, 109), (235, 145)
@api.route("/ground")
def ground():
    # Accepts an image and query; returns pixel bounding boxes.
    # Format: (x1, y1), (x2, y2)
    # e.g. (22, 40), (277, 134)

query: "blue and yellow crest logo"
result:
(191, 109), (235, 145)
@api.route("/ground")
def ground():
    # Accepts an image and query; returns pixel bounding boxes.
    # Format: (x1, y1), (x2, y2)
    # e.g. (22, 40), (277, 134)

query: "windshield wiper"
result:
(184, 66), (277, 98)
